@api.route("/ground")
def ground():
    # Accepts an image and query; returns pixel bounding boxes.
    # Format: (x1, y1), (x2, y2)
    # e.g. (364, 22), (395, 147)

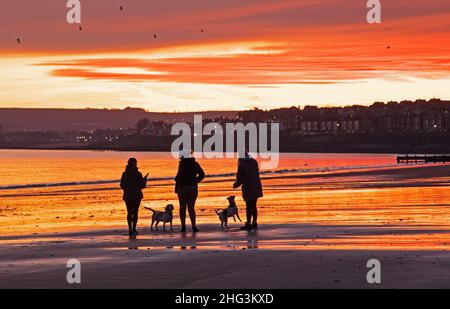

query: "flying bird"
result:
(16, 38), (21, 44)
(154, 34), (157, 39)
(120, 6), (123, 11)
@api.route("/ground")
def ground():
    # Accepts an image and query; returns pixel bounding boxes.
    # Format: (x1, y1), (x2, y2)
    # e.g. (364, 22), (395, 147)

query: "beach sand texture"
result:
(1, 151), (449, 288)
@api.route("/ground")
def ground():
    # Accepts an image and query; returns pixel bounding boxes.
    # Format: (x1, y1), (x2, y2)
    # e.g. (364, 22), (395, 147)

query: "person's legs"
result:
(132, 200), (141, 232)
(178, 194), (188, 230)
(125, 201), (133, 231)
(187, 189), (198, 229)
(245, 200), (257, 224)
(251, 199), (258, 225)
(245, 200), (254, 224)
(242, 200), (257, 230)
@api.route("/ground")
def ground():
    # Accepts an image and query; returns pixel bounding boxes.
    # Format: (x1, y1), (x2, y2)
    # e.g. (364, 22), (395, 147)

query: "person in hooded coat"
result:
(120, 158), (148, 236)
(175, 150), (205, 233)
(233, 153), (263, 230)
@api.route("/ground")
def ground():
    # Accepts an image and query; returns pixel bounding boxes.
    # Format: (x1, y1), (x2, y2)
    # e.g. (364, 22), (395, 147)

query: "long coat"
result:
(234, 158), (263, 201)
(120, 167), (147, 201)
(175, 158), (205, 193)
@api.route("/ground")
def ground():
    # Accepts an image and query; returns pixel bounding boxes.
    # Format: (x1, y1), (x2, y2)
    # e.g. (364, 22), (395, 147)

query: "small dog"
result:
(215, 196), (242, 228)
(145, 204), (175, 231)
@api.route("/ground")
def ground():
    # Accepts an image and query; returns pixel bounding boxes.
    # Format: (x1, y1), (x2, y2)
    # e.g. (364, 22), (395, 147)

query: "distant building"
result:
(238, 99), (450, 135)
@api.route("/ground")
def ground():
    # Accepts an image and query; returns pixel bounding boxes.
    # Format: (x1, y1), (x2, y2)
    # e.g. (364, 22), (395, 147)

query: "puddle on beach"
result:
(109, 240), (261, 252)
(106, 234), (450, 252)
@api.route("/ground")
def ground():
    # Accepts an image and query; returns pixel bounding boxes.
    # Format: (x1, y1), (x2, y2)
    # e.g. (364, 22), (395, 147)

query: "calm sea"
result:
(0, 150), (397, 189)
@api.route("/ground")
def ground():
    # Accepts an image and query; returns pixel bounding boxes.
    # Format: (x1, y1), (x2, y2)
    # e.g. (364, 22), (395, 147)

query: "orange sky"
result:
(1, 0), (450, 111)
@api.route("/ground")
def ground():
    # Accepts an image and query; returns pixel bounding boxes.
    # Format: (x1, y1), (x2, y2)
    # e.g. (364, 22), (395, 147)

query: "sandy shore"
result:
(1, 164), (450, 288)
(1, 223), (450, 289)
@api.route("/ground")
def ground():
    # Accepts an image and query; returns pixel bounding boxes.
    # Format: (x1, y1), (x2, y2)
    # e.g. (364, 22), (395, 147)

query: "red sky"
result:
(1, 0), (450, 111)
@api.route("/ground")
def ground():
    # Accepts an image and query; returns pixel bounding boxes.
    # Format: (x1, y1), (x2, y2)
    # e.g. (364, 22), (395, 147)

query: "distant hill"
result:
(0, 108), (238, 132)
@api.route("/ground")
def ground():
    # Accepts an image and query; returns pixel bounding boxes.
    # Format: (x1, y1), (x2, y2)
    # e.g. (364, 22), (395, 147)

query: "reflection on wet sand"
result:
(1, 151), (450, 288)
(1, 222), (449, 288)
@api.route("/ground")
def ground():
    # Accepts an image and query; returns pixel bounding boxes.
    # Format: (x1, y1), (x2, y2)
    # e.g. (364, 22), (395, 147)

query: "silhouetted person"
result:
(120, 158), (148, 237)
(175, 150), (205, 233)
(233, 153), (263, 230)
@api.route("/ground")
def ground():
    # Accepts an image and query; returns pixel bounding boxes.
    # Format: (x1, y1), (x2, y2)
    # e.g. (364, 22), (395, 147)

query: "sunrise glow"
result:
(1, 0), (450, 111)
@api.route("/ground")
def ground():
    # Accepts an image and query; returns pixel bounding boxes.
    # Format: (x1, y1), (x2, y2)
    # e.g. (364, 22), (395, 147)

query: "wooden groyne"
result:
(397, 154), (450, 164)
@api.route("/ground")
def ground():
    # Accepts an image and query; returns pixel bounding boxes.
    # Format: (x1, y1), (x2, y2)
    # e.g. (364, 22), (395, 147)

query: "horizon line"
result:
(1, 98), (449, 113)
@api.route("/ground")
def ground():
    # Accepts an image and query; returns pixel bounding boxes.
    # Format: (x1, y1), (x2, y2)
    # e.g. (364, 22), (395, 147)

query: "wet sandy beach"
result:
(1, 223), (450, 289)
(1, 151), (450, 288)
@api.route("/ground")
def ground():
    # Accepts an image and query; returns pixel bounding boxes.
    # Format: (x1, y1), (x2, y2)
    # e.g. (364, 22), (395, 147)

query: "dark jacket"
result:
(120, 166), (147, 201)
(234, 158), (263, 201)
(175, 158), (205, 193)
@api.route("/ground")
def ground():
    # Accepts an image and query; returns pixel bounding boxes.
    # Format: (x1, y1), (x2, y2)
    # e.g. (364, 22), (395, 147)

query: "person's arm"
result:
(120, 173), (126, 189)
(233, 163), (245, 188)
(140, 173), (148, 189)
(196, 163), (205, 183)
(175, 165), (181, 183)
(254, 160), (261, 177)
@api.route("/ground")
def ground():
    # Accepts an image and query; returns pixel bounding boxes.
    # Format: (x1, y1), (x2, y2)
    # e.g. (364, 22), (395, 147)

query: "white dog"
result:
(145, 204), (175, 231)
(215, 196), (242, 228)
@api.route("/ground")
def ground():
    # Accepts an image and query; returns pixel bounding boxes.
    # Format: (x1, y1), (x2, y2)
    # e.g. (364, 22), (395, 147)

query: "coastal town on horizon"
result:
(1, 98), (449, 154)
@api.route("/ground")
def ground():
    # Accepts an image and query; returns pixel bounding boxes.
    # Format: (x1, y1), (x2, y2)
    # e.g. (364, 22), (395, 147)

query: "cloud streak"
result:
(1, 0), (450, 110)
(36, 14), (450, 85)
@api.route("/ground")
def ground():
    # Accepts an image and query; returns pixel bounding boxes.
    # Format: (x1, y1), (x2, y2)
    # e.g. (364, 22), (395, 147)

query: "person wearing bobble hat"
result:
(175, 150), (205, 233)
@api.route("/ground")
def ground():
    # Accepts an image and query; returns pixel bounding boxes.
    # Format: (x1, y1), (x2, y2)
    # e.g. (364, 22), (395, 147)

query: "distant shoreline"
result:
(0, 146), (448, 156)
(0, 146), (406, 155)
